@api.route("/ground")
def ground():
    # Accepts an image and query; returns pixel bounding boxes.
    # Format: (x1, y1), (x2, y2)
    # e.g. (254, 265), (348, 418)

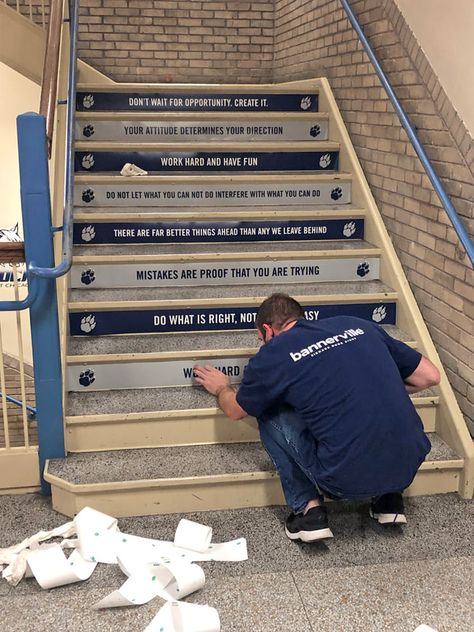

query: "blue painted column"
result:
(17, 112), (65, 494)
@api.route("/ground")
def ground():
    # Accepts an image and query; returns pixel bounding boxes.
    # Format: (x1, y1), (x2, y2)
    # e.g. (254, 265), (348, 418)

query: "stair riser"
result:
(69, 301), (396, 336)
(75, 150), (340, 174)
(70, 257), (380, 289)
(48, 467), (462, 518)
(75, 119), (329, 142)
(66, 404), (436, 452)
(73, 218), (363, 245)
(76, 91), (319, 113)
(74, 181), (351, 207)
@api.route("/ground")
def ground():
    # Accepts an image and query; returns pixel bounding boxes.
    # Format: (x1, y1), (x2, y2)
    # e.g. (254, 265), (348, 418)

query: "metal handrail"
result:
(0, 392), (37, 417)
(39, 0), (64, 156)
(340, 0), (474, 267)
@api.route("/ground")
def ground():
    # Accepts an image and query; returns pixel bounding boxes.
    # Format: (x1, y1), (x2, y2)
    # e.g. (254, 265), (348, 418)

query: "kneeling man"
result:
(194, 294), (440, 542)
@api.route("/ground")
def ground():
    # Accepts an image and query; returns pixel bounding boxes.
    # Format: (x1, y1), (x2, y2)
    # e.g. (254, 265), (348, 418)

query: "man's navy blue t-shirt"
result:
(236, 316), (431, 497)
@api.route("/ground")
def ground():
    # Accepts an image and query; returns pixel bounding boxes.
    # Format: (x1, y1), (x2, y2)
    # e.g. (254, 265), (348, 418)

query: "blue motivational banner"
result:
(70, 302), (396, 336)
(74, 150), (340, 173)
(76, 92), (319, 113)
(73, 219), (364, 245)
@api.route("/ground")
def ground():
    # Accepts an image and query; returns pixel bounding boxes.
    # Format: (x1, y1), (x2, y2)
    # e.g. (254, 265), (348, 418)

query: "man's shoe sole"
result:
(284, 526), (334, 542)
(369, 508), (407, 525)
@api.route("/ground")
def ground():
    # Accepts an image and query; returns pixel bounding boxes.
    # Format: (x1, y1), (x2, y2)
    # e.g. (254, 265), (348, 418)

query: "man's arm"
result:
(193, 365), (248, 420)
(404, 356), (440, 394)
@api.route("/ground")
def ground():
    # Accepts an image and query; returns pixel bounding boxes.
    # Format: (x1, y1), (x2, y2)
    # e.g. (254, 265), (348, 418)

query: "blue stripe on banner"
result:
(73, 219), (364, 244)
(70, 302), (397, 336)
(76, 92), (319, 112)
(75, 151), (340, 173)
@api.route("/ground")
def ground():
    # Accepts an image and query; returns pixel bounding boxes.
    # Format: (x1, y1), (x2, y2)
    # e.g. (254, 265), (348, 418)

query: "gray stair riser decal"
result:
(76, 92), (319, 112)
(73, 218), (363, 245)
(71, 258), (380, 289)
(75, 119), (329, 142)
(75, 150), (339, 173)
(68, 358), (249, 391)
(70, 302), (396, 336)
(75, 182), (351, 207)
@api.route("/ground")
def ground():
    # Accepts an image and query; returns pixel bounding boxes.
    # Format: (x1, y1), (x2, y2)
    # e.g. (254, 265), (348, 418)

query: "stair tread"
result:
(73, 239), (376, 258)
(48, 433), (458, 485)
(69, 280), (395, 305)
(75, 141), (340, 151)
(68, 325), (412, 357)
(66, 384), (436, 418)
(75, 171), (353, 183)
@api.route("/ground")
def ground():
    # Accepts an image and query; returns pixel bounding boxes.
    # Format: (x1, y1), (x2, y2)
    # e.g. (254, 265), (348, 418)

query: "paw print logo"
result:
(83, 94), (95, 109)
(80, 315), (96, 333)
(357, 262), (370, 278)
(81, 154), (95, 170)
(343, 221), (356, 238)
(82, 189), (95, 204)
(81, 225), (96, 242)
(309, 124), (321, 138)
(81, 269), (96, 285)
(319, 154), (332, 169)
(79, 369), (95, 387)
(331, 187), (343, 201)
(300, 96), (312, 110)
(82, 124), (95, 138)
(372, 305), (387, 323)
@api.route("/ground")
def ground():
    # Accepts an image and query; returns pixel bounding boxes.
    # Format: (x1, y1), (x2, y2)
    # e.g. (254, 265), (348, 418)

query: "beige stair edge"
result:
(317, 77), (474, 499)
(65, 395), (439, 453)
(45, 459), (464, 518)
(77, 80), (324, 92)
(74, 172), (353, 184)
(73, 209), (367, 222)
(75, 141), (340, 151)
(76, 111), (330, 121)
(72, 246), (381, 265)
(68, 290), (398, 312)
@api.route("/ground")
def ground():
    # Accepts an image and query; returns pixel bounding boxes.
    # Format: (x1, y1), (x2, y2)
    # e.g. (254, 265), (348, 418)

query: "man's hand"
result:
(193, 365), (230, 396)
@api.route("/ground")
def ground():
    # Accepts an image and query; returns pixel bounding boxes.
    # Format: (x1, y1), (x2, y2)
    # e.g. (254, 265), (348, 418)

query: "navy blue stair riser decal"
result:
(74, 151), (340, 173)
(76, 92), (319, 112)
(75, 119), (329, 142)
(70, 259), (380, 288)
(74, 182), (352, 207)
(73, 219), (364, 245)
(69, 303), (397, 336)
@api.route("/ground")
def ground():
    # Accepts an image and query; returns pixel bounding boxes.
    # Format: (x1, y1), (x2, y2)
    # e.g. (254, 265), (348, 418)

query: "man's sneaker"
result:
(285, 506), (334, 542)
(369, 492), (407, 525)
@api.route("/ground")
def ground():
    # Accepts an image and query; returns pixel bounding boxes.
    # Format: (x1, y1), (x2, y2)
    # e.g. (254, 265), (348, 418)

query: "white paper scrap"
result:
(413, 626), (438, 632)
(94, 560), (205, 609)
(74, 506), (119, 564)
(144, 601), (221, 632)
(120, 162), (148, 176)
(26, 545), (97, 589)
(174, 519), (212, 553)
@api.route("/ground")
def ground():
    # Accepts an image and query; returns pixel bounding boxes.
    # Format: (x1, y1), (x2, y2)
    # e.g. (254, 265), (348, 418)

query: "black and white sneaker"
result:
(285, 506), (334, 542)
(369, 492), (407, 525)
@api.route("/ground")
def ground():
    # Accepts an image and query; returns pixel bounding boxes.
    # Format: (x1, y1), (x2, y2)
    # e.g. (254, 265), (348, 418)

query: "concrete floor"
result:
(1, 493), (473, 631)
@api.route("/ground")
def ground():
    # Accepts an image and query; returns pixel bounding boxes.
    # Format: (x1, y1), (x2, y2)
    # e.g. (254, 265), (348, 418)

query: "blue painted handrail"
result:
(0, 392), (37, 417)
(340, 0), (474, 267)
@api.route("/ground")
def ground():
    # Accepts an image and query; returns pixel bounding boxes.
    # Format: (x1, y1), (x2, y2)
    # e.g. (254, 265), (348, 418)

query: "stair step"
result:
(45, 434), (463, 517)
(67, 325), (413, 357)
(74, 206), (364, 218)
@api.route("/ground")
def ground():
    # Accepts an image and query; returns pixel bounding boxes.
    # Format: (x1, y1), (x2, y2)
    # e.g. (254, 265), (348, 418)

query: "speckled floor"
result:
(1, 493), (472, 631)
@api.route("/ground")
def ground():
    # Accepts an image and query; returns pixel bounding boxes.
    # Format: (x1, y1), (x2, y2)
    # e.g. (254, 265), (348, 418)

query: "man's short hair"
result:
(255, 293), (305, 333)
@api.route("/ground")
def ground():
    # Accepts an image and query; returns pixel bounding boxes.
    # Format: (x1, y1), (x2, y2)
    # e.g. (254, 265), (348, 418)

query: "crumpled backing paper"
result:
(1, 507), (246, 632)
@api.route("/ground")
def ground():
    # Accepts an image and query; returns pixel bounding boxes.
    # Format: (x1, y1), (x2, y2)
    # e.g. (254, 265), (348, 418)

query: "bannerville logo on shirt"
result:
(290, 328), (365, 362)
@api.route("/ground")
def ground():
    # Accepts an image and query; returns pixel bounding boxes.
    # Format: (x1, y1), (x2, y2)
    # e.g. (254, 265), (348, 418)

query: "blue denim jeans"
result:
(257, 404), (329, 514)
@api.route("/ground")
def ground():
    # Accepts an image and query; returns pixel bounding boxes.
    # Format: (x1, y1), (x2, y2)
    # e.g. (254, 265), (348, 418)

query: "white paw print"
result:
(372, 305), (387, 323)
(82, 154), (95, 170)
(300, 96), (312, 110)
(81, 225), (96, 242)
(319, 153), (332, 169)
(83, 94), (95, 109)
(80, 314), (96, 333)
(343, 221), (356, 237)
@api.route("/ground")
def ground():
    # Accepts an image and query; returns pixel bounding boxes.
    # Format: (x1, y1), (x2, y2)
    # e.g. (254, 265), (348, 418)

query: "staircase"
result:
(44, 78), (474, 517)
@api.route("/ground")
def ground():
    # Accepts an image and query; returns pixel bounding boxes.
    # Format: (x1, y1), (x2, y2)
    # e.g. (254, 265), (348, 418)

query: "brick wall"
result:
(274, 0), (474, 433)
(77, 1), (274, 83)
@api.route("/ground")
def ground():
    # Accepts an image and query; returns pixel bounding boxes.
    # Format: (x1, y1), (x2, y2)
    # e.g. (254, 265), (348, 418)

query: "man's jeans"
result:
(257, 404), (332, 514)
